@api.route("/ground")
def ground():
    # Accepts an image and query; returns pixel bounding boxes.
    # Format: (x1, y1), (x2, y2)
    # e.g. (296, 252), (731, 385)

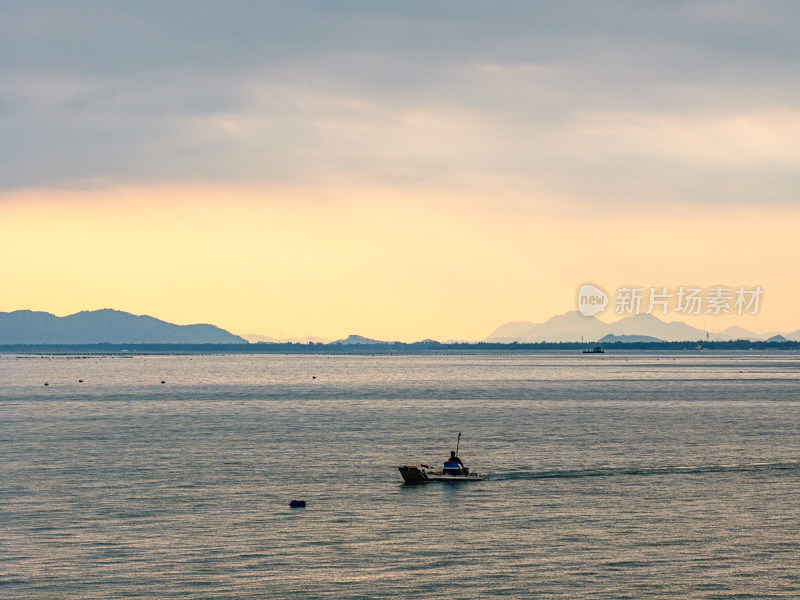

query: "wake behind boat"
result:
(398, 432), (483, 483)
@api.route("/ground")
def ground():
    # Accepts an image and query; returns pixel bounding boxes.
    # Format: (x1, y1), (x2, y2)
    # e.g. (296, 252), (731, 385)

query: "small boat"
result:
(583, 345), (604, 354)
(399, 463), (482, 483)
(398, 432), (482, 483)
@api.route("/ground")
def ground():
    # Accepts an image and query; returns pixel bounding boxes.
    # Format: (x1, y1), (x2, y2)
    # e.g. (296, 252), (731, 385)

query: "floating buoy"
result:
(289, 500), (306, 508)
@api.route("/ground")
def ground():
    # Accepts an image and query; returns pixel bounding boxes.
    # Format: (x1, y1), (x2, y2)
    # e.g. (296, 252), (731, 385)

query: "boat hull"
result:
(398, 465), (482, 483)
(427, 473), (483, 482)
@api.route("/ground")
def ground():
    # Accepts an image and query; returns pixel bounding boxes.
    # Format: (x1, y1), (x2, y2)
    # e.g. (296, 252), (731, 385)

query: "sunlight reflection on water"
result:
(1, 352), (799, 598)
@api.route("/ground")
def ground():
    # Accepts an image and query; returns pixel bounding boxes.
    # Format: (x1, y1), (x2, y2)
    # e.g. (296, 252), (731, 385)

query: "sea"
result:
(1, 351), (799, 599)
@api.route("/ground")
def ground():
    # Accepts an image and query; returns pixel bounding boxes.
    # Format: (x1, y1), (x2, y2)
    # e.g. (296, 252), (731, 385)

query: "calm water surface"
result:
(1, 352), (799, 598)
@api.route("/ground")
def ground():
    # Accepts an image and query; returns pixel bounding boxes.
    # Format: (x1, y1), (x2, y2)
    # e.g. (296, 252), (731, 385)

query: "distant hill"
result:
(0, 309), (248, 344)
(485, 321), (539, 340)
(710, 326), (765, 341)
(766, 334), (790, 343)
(486, 311), (607, 342)
(606, 313), (706, 342)
(242, 334), (331, 344)
(599, 334), (663, 343)
(332, 334), (391, 345)
(486, 311), (794, 343)
(486, 311), (707, 342)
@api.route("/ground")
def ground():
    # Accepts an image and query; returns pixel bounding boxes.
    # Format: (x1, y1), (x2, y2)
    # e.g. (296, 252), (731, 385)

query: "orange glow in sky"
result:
(2, 184), (797, 341)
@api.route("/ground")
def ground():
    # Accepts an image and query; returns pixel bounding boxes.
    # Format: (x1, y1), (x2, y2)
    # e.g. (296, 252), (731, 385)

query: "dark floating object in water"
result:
(312, 376), (316, 379)
(44, 382), (49, 386)
(289, 500), (306, 508)
(78, 379), (83, 383)
(161, 380), (166, 384)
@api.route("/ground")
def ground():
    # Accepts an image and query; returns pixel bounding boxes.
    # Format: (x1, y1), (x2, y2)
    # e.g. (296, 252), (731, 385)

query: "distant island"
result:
(484, 311), (800, 343)
(1, 308), (798, 353)
(0, 339), (797, 355)
(0, 309), (247, 345)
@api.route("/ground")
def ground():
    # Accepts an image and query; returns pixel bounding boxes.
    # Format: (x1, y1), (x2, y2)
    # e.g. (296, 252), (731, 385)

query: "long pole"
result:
(456, 432), (461, 456)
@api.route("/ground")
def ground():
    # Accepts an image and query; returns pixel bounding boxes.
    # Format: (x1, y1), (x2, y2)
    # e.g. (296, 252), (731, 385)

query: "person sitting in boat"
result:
(443, 451), (467, 476)
(448, 451), (464, 467)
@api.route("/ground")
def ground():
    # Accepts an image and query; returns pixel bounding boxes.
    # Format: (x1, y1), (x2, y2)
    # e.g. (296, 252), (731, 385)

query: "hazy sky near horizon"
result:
(1, 1), (798, 340)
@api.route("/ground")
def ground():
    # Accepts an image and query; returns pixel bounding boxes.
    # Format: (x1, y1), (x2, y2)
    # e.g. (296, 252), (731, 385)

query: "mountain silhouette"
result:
(0, 309), (247, 344)
(332, 334), (391, 345)
(605, 313), (706, 342)
(485, 311), (796, 343)
(485, 311), (608, 342)
(710, 326), (765, 341)
(486, 310), (709, 342)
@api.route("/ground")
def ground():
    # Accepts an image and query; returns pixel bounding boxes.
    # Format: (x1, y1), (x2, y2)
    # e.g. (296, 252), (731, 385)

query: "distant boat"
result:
(583, 345), (604, 354)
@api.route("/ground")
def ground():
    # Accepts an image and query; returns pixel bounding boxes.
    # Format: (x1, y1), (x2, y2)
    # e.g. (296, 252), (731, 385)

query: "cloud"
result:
(1, 1), (797, 207)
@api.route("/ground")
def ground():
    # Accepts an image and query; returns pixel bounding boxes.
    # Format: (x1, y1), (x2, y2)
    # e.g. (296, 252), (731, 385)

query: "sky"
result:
(1, 1), (798, 341)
